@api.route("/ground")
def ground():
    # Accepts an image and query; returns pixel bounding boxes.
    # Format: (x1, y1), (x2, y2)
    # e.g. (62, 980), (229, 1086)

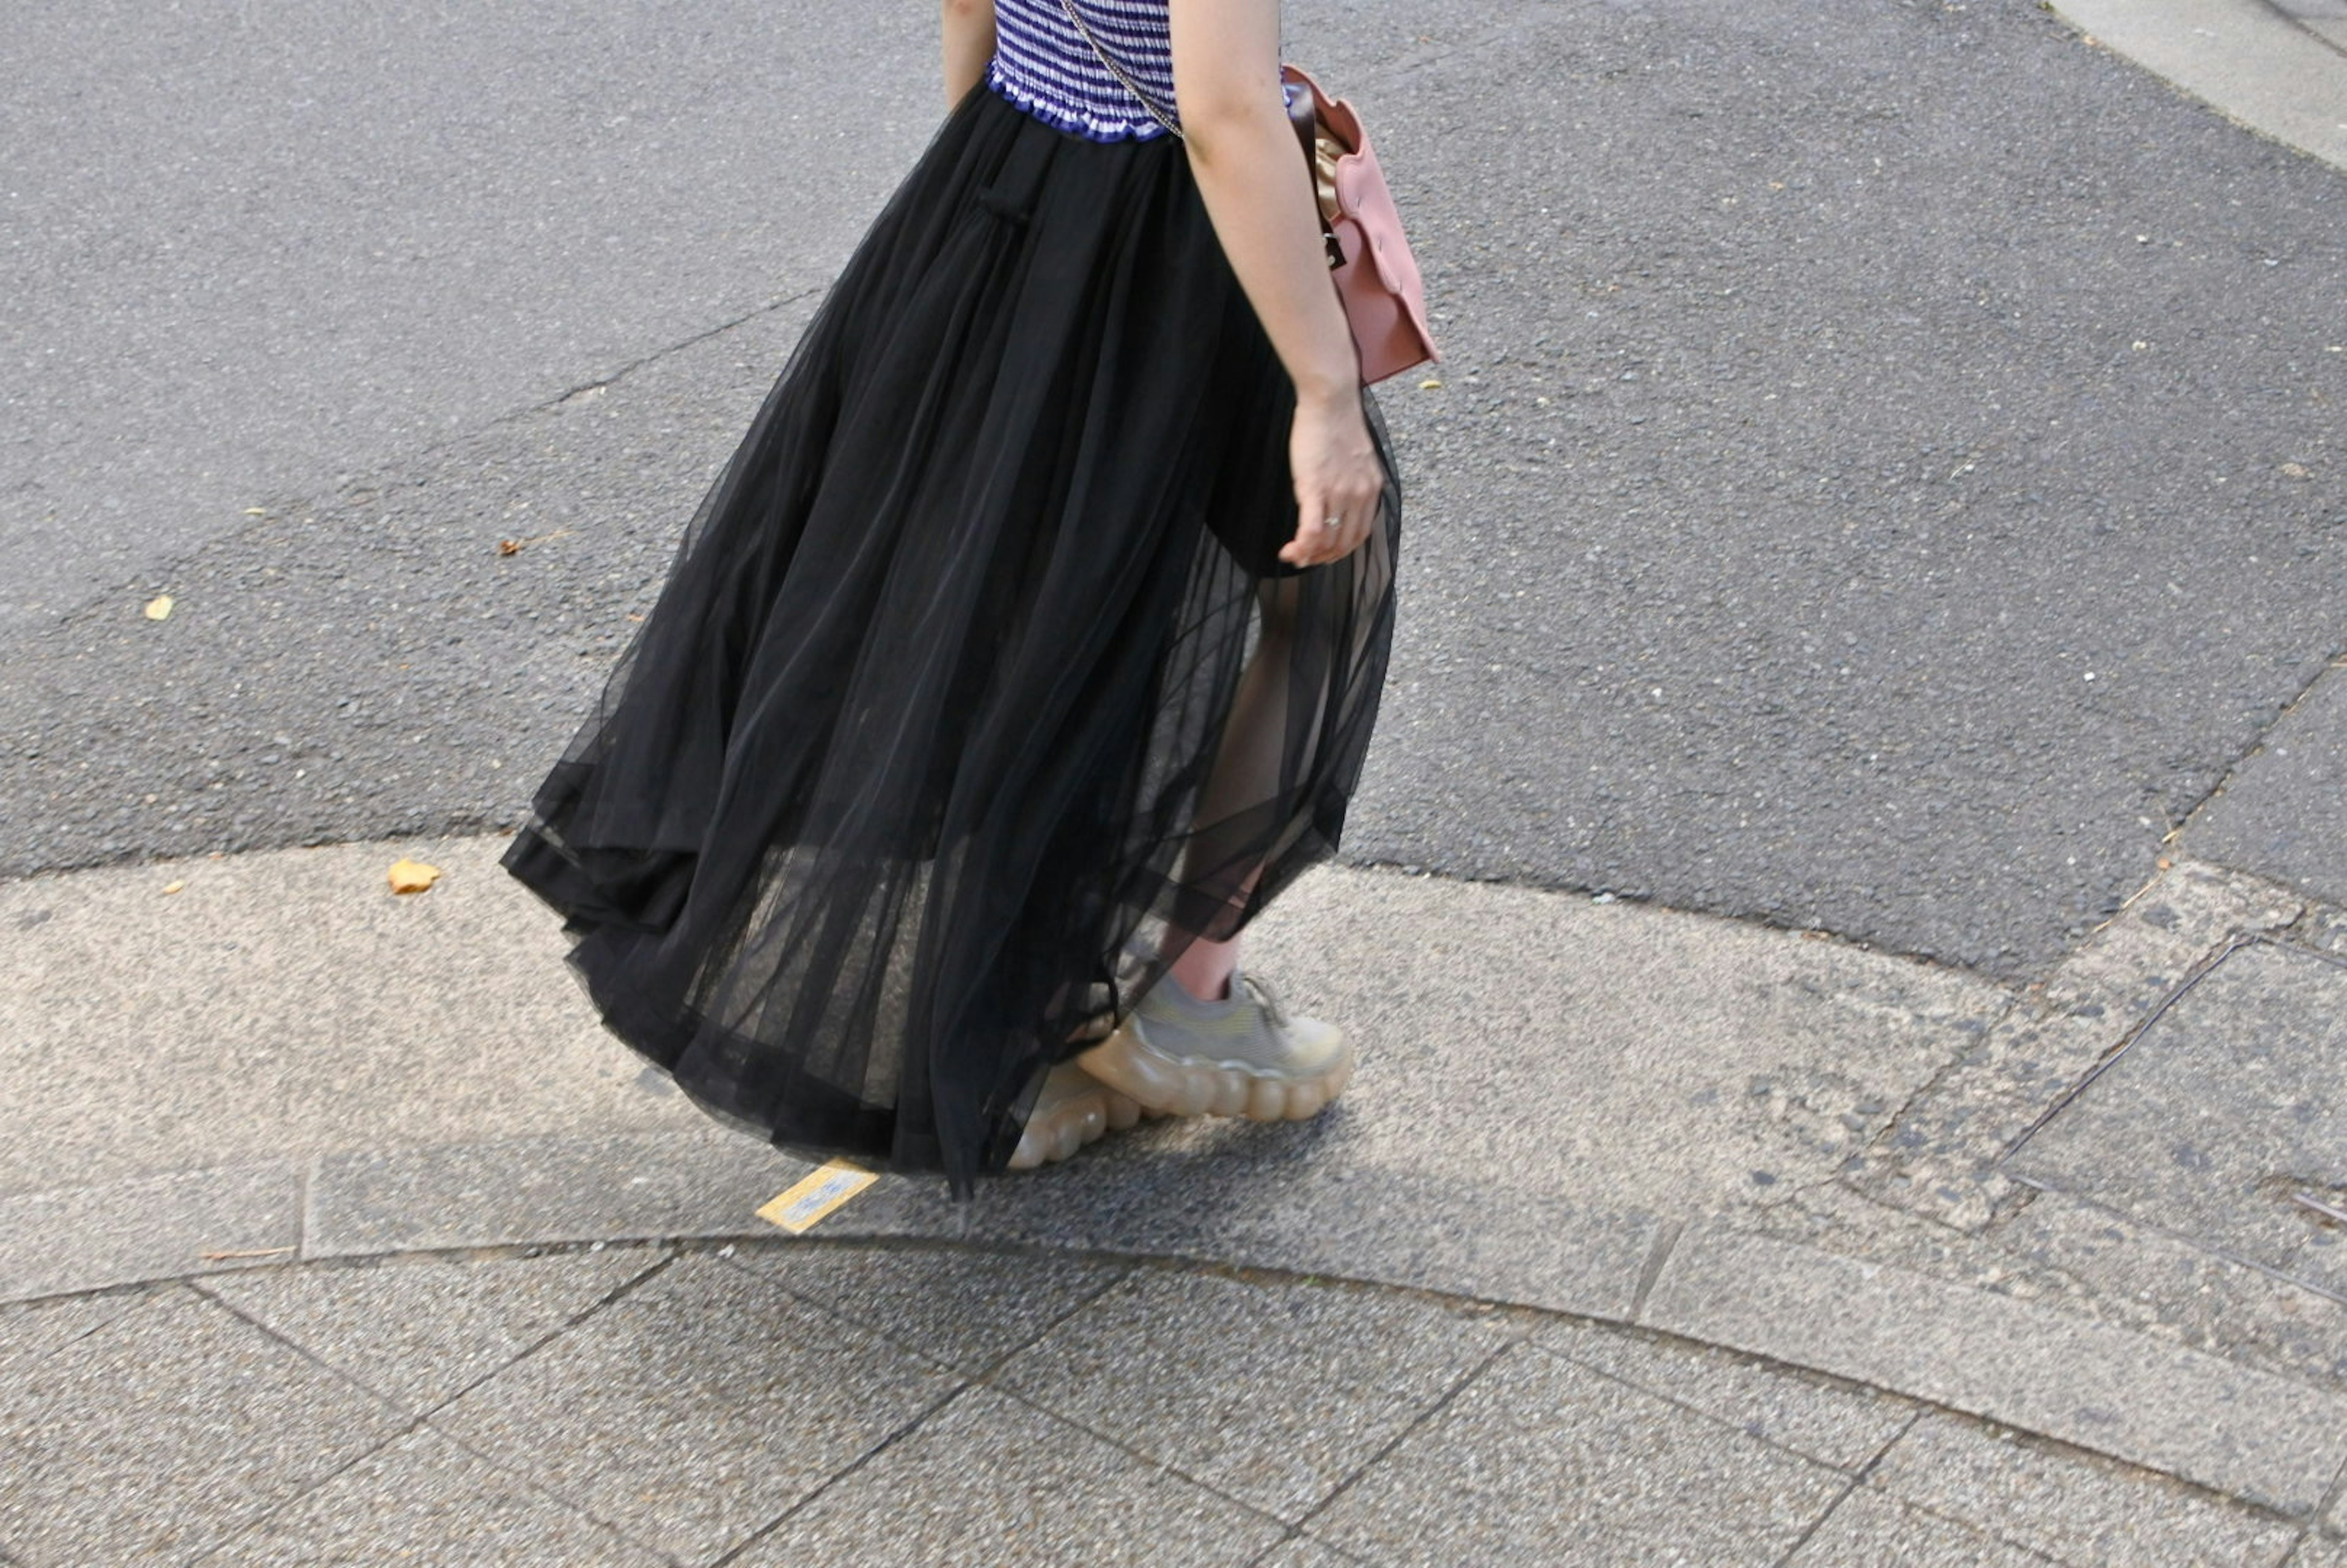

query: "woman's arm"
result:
(943, 0), (998, 107)
(1169, 0), (1383, 567)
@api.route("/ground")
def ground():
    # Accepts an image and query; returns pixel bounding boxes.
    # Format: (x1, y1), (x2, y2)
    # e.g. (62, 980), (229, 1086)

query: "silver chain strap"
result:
(1058, 0), (1185, 140)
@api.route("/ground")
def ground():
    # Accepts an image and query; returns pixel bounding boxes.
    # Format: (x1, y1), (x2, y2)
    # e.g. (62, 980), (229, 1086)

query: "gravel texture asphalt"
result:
(0, 0), (933, 634)
(4, 0), (2343, 980)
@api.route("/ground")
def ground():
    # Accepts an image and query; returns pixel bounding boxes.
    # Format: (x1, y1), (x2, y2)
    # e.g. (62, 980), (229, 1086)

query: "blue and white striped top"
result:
(988, 0), (1181, 142)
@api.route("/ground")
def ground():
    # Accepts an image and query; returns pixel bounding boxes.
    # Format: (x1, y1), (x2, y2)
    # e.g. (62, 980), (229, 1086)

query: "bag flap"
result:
(1332, 142), (1424, 304)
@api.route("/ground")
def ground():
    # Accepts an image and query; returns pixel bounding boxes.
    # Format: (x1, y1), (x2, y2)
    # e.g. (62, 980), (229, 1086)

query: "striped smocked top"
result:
(986, 0), (1181, 142)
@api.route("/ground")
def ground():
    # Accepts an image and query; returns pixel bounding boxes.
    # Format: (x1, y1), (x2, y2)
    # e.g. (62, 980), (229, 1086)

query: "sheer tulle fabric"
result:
(501, 83), (1400, 1199)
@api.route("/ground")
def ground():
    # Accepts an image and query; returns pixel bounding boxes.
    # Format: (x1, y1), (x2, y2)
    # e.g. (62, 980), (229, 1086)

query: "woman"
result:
(501, 0), (1402, 1201)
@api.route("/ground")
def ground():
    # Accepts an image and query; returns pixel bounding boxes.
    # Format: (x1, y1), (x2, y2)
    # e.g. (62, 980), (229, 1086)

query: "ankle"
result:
(1166, 947), (1236, 1003)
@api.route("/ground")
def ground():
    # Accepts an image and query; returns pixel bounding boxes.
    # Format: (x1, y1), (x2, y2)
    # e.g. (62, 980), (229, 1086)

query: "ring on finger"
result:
(1321, 514), (1343, 531)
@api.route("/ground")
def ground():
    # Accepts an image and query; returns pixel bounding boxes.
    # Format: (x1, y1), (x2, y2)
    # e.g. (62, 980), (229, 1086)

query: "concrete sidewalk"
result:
(4, 838), (2345, 1563)
(6, 0), (2347, 1563)
(2, 1239), (2326, 1567)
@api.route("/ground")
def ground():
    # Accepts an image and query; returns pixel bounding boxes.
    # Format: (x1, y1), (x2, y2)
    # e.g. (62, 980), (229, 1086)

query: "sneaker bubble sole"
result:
(1007, 1064), (1163, 1170)
(1074, 1022), (1354, 1121)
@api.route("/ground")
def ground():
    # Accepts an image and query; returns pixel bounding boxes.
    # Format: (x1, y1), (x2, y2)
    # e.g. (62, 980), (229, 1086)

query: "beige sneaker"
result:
(1007, 1061), (1156, 1170)
(1076, 969), (1352, 1121)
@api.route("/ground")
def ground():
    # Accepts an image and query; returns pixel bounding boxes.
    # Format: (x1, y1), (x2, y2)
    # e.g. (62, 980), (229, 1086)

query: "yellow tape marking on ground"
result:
(756, 1160), (876, 1234)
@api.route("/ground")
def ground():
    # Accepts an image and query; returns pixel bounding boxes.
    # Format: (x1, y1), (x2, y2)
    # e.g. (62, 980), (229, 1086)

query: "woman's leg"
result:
(1167, 576), (1309, 1000)
(1068, 573), (1354, 1124)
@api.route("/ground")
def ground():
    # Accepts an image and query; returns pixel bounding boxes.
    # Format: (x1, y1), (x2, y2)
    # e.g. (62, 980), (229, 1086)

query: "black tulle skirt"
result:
(501, 81), (1400, 1199)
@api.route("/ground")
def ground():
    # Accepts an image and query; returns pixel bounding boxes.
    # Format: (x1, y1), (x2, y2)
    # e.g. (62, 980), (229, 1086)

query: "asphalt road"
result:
(5, 0), (2343, 980)
(0, 0), (935, 631)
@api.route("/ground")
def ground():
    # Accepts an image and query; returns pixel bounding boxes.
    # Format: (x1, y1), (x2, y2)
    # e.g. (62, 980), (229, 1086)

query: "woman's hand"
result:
(1280, 386), (1384, 567)
(1171, 0), (1379, 569)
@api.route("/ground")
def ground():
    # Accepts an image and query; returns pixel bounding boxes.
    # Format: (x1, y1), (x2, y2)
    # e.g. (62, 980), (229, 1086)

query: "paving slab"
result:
(1229, 867), (2010, 1216)
(2036, 860), (2307, 1026)
(2003, 938), (2347, 1300)
(722, 1240), (1128, 1376)
(1150, 1154), (1670, 1324)
(1307, 1341), (1846, 1566)
(1533, 1316), (1917, 1472)
(1726, 1168), (2347, 1448)
(304, 1128), (812, 1257)
(1786, 1489), (2054, 1567)
(2298, 1531), (2347, 1568)
(1251, 1538), (1362, 1568)
(787, 1128), (1666, 1324)
(0, 1291), (145, 1381)
(1868, 1410), (2301, 1567)
(204, 1428), (667, 1568)
(0, 1286), (405, 1566)
(996, 1269), (1515, 1523)
(1989, 1187), (2347, 1393)
(0, 1160), (302, 1305)
(2187, 665), (2347, 907)
(429, 1255), (958, 1564)
(1852, 858), (2301, 1232)
(734, 1386), (1287, 1568)
(1850, 1005), (2109, 1232)
(1642, 1225), (2347, 1514)
(200, 1246), (666, 1413)
(4, 1240), (2342, 1563)
(0, 834), (705, 1199)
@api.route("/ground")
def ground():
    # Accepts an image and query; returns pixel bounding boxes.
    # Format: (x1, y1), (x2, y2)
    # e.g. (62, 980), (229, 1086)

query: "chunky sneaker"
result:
(1007, 1061), (1158, 1170)
(1076, 969), (1353, 1121)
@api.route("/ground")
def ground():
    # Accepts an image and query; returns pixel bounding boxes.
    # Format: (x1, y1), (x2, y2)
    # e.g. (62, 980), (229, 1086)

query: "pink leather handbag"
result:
(1282, 64), (1440, 386)
(1059, 0), (1440, 386)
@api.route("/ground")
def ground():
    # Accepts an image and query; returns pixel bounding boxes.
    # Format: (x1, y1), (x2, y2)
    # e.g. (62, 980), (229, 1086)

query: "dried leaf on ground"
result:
(496, 527), (571, 557)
